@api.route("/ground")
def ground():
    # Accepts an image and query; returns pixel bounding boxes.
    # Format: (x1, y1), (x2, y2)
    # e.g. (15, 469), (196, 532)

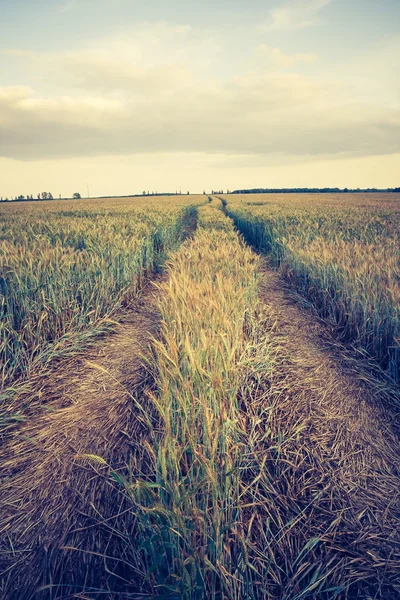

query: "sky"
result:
(0, 0), (399, 197)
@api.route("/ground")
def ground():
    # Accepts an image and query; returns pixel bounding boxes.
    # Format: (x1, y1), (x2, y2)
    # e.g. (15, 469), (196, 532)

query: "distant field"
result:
(0, 195), (204, 388)
(224, 193), (400, 382)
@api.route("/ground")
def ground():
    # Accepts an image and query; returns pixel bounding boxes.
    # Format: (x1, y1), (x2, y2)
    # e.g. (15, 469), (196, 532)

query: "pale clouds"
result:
(262, 0), (332, 31)
(1, 74), (399, 161)
(58, 55), (191, 94)
(84, 23), (219, 73)
(0, 20), (399, 165)
(0, 22), (216, 92)
(258, 45), (318, 67)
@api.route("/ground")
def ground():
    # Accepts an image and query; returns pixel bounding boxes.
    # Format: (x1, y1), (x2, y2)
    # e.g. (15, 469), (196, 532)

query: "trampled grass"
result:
(0, 195), (203, 388)
(224, 193), (400, 383)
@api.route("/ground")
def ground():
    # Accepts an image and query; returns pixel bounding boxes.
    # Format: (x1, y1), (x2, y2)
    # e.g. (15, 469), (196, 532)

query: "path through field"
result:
(0, 202), (399, 599)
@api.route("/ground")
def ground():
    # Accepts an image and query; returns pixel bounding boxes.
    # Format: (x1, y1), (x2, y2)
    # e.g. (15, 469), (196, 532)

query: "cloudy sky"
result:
(1, 0), (399, 197)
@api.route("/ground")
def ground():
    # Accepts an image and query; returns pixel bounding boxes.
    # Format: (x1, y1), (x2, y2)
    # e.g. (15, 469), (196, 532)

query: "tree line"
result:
(232, 187), (400, 194)
(0, 192), (82, 202)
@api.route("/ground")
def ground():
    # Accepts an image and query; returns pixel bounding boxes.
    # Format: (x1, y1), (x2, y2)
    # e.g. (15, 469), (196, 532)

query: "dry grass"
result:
(239, 269), (400, 598)
(0, 281), (162, 599)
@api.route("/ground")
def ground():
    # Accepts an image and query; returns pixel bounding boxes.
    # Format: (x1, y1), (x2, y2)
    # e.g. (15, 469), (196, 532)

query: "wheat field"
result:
(0, 196), (203, 389)
(224, 193), (400, 383)
(0, 193), (399, 600)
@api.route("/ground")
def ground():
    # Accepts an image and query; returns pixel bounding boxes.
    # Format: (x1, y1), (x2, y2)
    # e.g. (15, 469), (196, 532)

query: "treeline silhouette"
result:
(232, 187), (400, 194)
(0, 192), (56, 202)
(0, 191), (193, 203)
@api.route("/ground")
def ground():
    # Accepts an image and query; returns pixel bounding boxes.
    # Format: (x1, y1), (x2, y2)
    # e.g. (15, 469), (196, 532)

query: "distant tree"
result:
(48, 192), (53, 200)
(18, 195), (25, 200)
(73, 192), (81, 199)
(41, 192), (48, 200)
(187, 190), (190, 195)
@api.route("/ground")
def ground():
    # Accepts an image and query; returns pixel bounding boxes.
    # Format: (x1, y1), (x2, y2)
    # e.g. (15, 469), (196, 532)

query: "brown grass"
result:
(0, 283), (160, 599)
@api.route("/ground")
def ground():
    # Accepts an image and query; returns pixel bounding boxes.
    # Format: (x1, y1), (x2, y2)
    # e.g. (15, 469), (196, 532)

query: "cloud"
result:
(258, 45), (318, 67)
(0, 74), (399, 162)
(58, 54), (191, 94)
(83, 22), (218, 73)
(1, 22), (398, 164)
(262, 0), (332, 31)
(0, 86), (125, 158)
(0, 22), (216, 94)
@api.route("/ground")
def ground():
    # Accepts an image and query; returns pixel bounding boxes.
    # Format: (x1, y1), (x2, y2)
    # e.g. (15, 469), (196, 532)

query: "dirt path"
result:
(257, 267), (400, 597)
(0, 283), (161, 599)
